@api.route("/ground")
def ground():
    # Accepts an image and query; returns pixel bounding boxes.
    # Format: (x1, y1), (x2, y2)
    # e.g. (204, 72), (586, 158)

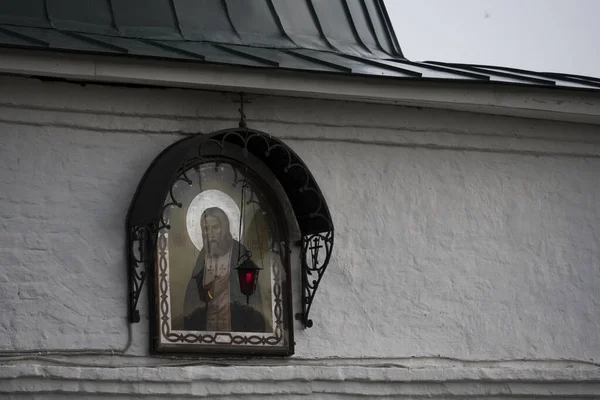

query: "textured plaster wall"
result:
(0, 76), (599, 398)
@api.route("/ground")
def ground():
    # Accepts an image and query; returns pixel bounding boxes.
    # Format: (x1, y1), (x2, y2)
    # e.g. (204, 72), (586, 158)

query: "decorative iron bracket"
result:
(128, 224), (154, 323)
(295, 230), (334, 328)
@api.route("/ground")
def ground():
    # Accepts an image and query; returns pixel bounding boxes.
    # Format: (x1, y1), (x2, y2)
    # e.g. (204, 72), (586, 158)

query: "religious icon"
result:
(182, 206), (266, 332)
(153, 160), (292, 355)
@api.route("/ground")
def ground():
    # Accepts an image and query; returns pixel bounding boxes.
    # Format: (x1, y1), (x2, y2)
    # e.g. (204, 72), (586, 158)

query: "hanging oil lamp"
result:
(236, 178), (261, 304)
(236, 253), (260, 304)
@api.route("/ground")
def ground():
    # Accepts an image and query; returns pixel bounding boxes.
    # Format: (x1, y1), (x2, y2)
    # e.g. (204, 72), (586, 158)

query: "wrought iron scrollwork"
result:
(128, 224), (155, 323)
(296, 230), (334, 328)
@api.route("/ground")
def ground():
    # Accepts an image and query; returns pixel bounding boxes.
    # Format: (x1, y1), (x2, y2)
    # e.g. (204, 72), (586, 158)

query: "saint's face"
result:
(203, 215), (223, 255)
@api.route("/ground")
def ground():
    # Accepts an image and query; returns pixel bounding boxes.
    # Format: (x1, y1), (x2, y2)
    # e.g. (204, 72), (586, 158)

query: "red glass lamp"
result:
(236, 257), (260, 304)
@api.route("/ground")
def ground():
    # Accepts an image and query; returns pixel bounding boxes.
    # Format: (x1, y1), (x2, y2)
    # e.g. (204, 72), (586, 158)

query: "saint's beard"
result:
(205, 237), (230, 257)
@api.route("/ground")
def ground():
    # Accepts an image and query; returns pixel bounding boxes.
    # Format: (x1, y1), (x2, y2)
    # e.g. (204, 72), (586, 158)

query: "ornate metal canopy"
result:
(127, 127), (334, 329)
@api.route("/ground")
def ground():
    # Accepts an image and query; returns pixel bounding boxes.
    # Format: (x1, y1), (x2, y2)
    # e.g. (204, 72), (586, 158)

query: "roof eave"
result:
(1, 47), (600, 126)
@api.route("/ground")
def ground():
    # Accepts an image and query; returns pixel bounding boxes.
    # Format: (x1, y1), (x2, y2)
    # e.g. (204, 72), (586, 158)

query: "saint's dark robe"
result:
(182, 240), (267, 332)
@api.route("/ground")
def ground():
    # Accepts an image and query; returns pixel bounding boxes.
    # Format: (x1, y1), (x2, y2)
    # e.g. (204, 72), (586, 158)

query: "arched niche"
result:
(126, 128), (334, 356)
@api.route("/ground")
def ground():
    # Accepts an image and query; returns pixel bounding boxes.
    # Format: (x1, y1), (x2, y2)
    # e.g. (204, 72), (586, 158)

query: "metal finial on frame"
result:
(234, 92), (252, 128)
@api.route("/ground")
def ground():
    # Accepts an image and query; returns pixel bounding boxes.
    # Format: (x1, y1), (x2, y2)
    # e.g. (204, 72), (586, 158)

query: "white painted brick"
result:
(0, 76), (598, 397)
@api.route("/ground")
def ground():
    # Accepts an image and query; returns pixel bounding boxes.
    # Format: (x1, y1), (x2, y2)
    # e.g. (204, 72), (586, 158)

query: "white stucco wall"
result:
(0, 76), (599, 398)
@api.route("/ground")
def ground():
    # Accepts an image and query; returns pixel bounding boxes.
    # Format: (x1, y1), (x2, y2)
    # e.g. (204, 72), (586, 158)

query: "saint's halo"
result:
(186, 189), (241, 252)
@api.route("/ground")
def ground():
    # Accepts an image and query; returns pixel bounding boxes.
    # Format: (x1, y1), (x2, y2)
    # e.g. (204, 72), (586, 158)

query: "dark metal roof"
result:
(1, 0), (599, 91)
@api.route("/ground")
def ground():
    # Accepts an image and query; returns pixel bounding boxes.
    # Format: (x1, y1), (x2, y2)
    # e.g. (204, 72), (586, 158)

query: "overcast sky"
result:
(385, 0), (600, 78)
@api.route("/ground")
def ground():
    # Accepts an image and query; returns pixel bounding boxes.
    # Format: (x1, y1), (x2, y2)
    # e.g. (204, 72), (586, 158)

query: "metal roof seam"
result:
(168, 0), (186, 40)
(461, 66), (557, 86)
(0, 26), (49, 47)
(373, 0), (402, 57)
(139, 38), (206, 60)
(221, 0), (242, 39)
(562, 74), (600, 84)
(265, 0), (299, 47)
(479, 66), (600, 89)
(213, 43), (280, 66)
(285, 50), (353, 73)
(427, 61), (557, 86)
(340, 0), (374, 54)
(305, 0), (341, 53)
(62, 31), (129, 53)
(399, 60), (491, 80)
(339, 53), (421, 76)
(106, 0), (119, 32)
(357, 0), (387, 55)
(42, 0), (54, 28)
(558, 76), (600, 87)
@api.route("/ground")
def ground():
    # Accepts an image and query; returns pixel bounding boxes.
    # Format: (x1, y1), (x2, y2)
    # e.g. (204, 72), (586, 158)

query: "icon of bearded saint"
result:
(182, 207), (267, 332)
